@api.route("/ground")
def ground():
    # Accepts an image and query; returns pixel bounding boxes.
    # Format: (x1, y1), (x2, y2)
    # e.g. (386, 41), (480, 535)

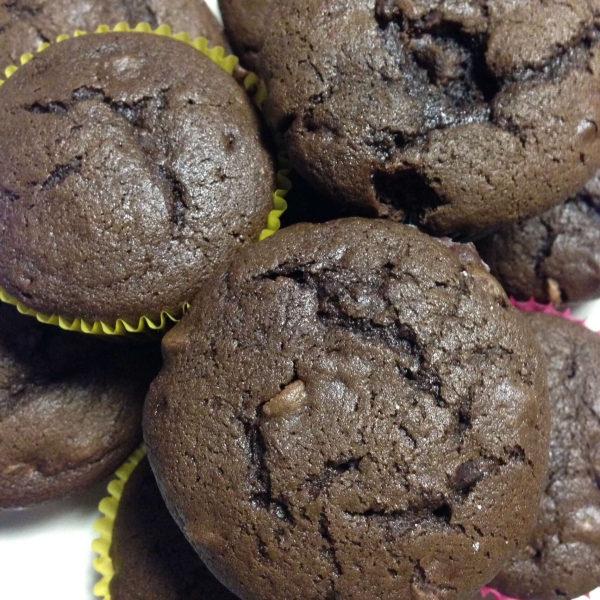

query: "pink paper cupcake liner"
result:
(481, 587), (522, 600)
(480, 588), (592, 600)
(510, 298), (587, 326)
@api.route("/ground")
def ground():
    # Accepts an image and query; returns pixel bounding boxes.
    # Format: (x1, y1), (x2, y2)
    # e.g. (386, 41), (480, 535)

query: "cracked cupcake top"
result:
(0, 32), (275, 324)
(261, 0), (600, 236)
(0, 0), (226, 69)
(491, 313), (600, 600)
(476, 169), (600, 305)
(144, 218), (550, 600)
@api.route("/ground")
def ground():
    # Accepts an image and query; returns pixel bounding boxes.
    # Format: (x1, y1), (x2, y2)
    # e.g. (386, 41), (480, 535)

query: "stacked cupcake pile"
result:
(0, 2), (599, 600)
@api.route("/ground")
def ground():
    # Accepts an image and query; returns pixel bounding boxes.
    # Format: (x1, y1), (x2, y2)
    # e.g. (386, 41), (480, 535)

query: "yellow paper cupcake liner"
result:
(0, 22), (290, 336)
(0, 287), (189, 336)
(0, 22), (241, 83)
(92, 445), (147, 600)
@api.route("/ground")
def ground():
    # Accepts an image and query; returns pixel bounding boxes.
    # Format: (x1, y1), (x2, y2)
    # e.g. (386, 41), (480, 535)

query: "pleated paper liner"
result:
(481, 586), (593, 600)
(0, 22), (290, 336)
(481, 587), (520, 600)
(92, 445), (147, 600)
(510, 298), (588, 327)
(476, 299), (595, 600)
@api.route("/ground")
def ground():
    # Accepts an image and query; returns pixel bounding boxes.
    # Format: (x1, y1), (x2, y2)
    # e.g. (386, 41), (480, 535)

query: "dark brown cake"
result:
(476, 171), (600, 305)
(261, 0), (600, 237)
(145, 218), (550, 600)
(0, 32), (275, 325)
(491, 313), (600, 600)
(0, 0), (226, 69)
(219, 0), (272, 73)
(110, 457), (238, 600)
(280, 170), (348, 228)
(0, 304), (161, 509)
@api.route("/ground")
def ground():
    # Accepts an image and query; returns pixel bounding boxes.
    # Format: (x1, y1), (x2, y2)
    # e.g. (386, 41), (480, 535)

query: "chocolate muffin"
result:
(491, 313), (600, 600)
(110, 457), (238, 600)
(0, 32), (275, 326)
(0, 304), (161, 509)
(0, 0), (226, 69)
(261, 0), (600, 237)
(144, 218), (550, 600)
(219, 0), (272, 73)
(476, 171), (600, 305)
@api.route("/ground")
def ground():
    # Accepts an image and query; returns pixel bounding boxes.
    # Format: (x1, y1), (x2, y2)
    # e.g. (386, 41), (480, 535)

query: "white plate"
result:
(0, 1), (599, 598)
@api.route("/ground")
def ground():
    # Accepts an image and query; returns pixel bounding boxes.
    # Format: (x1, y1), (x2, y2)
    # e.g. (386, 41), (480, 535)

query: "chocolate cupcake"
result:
(219, 0), (272, 73)
(0, 304), (161, 509)
(476, 170), (600, 305)
(0, 0), (226, 69)
(145, 218), (550, 600)
(490, 311), (600, 600)
(0, 31), (276, 332)
(95, 454), (238, 600)
(261, 0), (600, 237)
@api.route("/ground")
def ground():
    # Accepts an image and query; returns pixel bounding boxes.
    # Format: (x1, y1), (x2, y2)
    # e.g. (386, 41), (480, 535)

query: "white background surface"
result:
(0, 1), (600, 599)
